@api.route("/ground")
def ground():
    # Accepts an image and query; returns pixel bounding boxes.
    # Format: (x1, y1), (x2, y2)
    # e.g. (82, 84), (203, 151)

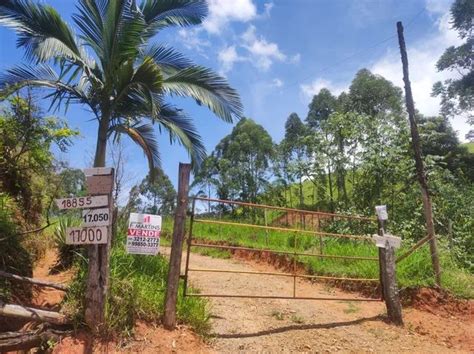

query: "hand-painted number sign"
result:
(82, 208), (111, 227)
(66, 226), (108, 245)
(55, 195), (108, 210)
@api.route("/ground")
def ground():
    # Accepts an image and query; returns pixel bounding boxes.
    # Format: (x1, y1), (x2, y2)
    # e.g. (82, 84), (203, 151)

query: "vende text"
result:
(127, 228), (160, 237)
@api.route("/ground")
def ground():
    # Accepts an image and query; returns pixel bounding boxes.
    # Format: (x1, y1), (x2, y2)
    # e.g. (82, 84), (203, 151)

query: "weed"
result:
(271, 310), (285, 320)
(290, 314), (305, 324)
(343, 302), (360, 314)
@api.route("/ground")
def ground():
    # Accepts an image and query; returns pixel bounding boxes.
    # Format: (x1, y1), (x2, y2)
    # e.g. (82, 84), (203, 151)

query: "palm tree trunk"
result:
(85, 116), (110, 330)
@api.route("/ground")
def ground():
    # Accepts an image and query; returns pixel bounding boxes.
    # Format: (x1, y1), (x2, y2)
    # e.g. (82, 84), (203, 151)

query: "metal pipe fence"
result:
(183, 197), (381, 301)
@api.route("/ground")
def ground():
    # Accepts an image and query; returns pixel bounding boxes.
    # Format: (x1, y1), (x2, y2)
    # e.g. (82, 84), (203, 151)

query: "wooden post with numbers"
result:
(163, 163), (192, 330)
(84, 167), (115, 331)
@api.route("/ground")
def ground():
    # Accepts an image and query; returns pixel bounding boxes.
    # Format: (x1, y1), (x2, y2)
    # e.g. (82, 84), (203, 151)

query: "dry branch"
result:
(0, 270), (68, 291)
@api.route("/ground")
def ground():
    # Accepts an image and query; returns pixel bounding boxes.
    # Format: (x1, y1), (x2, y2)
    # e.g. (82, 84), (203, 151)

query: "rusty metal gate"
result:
(183, 197), (382, 302)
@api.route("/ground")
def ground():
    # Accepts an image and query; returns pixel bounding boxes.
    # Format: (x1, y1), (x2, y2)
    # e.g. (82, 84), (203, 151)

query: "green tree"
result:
(432, 0), (473, 136)
(191, 155), (218, 212)
(214, 118), (273, 205)
(58, 167), (86, 197)
(281, 113), (307, 207)
(137, 168), (176, 215)
(0, 0), (242, 171)
(0, 94), (78, 223)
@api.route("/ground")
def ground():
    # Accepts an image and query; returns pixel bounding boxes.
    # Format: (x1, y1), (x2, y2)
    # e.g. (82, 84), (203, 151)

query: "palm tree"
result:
(0, 0), (243, 171)
(0, 0), (242, 328)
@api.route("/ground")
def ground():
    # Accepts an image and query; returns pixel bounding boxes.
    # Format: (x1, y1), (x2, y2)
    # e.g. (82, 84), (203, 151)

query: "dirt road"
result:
(171, 248), (473, 352)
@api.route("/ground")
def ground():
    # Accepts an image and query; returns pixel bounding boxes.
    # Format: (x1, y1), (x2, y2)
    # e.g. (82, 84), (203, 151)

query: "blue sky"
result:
(0, 0), (467, 200)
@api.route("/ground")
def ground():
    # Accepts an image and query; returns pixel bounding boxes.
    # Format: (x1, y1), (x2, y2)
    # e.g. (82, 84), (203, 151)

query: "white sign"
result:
(126, 213), (161, 255)
(375, 205), (388, 221)
(82, 208), (111, 227)
(66, 226), (108, 245)
(84, 167), (113, 176)
(373, 234), (401, 249)
(55, 195), (108, 210)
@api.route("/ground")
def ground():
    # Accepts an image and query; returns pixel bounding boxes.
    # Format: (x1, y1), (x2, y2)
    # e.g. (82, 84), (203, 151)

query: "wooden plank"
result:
(55, 195), (108, 210)
(84, 167), (112, 176)
(82, 208), (111, 227)
(86, 174), (114, 194)
(163, 163), (191, 330)
(66, 226), (108, 245)
(0, 302), (69, 325)
(0, 271), (67, 291)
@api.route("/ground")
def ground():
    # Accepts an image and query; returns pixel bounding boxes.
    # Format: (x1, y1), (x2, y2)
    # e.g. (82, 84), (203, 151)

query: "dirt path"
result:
(30, 249), (74, 310)
(167, 248), (473, 353)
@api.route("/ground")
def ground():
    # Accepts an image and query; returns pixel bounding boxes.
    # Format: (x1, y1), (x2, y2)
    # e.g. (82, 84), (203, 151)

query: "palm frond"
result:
(155, 103), (206, 168)
(0, 64), (91, 112)
(73, 0), (105, 57)
(140, 0), (207, 33)
(163, 66), (243, 123)
(0, 0), (81, 63)
(142, 44), (193, 75)
(111, 122), (161, 171)
(97, 0), (146, 78)
(113, 56), (163, 117)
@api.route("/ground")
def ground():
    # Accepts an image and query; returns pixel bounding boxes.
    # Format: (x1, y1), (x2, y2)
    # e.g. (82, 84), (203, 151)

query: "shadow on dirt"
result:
(213, 315), (384, 339)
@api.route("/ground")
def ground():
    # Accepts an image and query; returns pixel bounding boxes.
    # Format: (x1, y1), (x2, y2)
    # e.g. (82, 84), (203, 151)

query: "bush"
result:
(0, 193), (32, 302)
(52, 215), (83, 270)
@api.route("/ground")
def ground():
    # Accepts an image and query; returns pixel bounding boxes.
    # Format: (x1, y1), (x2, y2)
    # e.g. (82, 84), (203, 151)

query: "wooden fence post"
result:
(379, 244), (403, 325)
(163, 163), (192, 330)
(375, 206), (403, 325)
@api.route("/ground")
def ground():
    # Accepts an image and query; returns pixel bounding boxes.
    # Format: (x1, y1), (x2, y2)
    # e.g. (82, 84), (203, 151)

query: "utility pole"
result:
(396, 21), (441, 286)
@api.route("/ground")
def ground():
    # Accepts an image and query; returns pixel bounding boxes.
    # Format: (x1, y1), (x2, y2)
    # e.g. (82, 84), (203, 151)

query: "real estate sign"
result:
(126, 213), (161, 255)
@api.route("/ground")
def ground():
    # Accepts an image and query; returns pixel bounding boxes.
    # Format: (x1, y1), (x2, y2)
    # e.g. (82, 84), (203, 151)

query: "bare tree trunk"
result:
(397, 21), (441, 286)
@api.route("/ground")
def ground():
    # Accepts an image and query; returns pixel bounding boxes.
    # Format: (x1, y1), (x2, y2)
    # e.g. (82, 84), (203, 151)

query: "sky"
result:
(0, 0), (469, 201)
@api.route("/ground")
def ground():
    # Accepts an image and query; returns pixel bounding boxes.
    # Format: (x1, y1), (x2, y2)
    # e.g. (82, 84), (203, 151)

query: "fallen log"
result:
(0, 329), (70, 352)
(0, 270), (68, 291)
(0, 302), (69, 325)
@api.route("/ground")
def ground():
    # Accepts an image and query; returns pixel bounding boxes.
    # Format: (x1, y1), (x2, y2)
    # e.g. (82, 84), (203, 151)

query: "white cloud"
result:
(272, 78), (283, 88)
(203, 0), (257, 34)
(241, 25), (286, 71)
(178, 28), (210, 54)
(425, 0), (452, 14)
(300, 78), (347, 99)
(370, 9), (470, 139)
(290, 53), (301, 64)
(262, 2), (274, 18)
(218, 45), (246, 73)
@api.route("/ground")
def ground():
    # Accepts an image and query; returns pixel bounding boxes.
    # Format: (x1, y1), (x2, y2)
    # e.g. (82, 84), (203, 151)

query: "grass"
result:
(62, 222), (211, 336)
(161, 216), (473, 299)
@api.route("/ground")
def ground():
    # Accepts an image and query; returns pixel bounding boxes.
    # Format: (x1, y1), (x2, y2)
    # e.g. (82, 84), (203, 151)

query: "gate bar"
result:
(187, 267), (379, 282)
(191, 242), (379, 261)
(194, 219), (372, 240)
(186, 294), (381, 301)
(193, 196), (375, 222)
(183, 198), (196, 297)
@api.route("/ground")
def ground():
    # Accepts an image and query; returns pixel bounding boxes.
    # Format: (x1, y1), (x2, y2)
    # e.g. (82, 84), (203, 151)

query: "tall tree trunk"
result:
(85, 116), (111, 330)
(397, 21), (441, 286)
(299, 175), (304, 208)
(327, 161), (334, 212)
